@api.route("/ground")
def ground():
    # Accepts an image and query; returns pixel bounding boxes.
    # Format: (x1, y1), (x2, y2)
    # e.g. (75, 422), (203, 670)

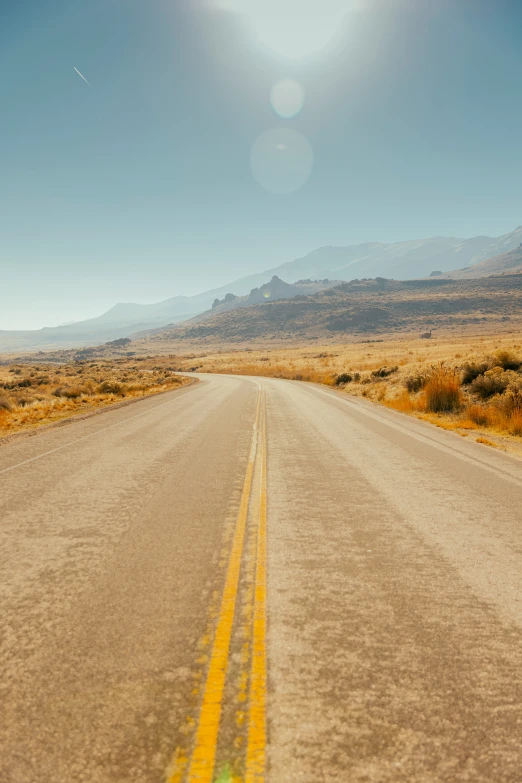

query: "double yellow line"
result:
(246, 393), (268, 783)
(168, 389), (268, 783)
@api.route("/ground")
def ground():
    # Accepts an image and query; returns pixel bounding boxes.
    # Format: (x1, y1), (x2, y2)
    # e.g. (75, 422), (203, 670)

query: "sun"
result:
(216, 0), (351, 60)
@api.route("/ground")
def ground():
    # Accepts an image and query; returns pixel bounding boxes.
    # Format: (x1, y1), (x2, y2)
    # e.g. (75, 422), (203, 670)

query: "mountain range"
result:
(2, 225), (522, 352)
(137, 275), (522, 350)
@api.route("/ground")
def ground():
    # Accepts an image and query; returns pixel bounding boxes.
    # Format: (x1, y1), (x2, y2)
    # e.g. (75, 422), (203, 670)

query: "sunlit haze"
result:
(3, 4), (522, 779)
(215, 0), (352, 59)
(2, 1), (522, 330)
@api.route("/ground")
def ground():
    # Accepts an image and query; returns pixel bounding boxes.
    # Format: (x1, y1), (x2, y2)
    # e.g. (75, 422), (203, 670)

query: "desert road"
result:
(2, 374), (522, 783)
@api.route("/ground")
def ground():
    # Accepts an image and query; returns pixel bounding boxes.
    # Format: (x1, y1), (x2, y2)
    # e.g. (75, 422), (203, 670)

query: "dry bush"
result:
(54, 385), (91, 399)
(470, 370), (511, 399)
(0, 358), (189, 436)
(498, 386), (522, 416)
(509, 411), (522, 436)
(476, 436), (498, 448)
(464, 404), (493, 427)
(371, 365), (398, 378)
(176, 333), (522, 442)
(424, 369), (462, 413)
(493, 349), (521, 371)
(98, 380), (124, 395)
(63, 386), (84, 399)
(404, 374), (428, 393)
(461, 361), (491, 385)
(0, 396), (14, 412)
(14, 395), (35, 408)
(80, 381), (96, 394)
(459, 387), (522, 437)
(386, 391), (417, 413)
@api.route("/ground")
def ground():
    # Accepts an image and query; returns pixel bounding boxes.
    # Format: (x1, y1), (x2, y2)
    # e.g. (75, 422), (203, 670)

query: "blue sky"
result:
(2, 0), (522, 329)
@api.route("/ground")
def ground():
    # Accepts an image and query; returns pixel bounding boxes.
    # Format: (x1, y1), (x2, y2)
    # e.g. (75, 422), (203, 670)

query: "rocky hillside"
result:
(138, 275), (522, 348)
(4, 226), (522, 353)
(179, 276), (337, 324)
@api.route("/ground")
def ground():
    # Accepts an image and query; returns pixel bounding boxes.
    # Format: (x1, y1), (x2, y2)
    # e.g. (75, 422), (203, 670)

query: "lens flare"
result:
(270, 79), (305, 118)
(250, 128), (313, 194)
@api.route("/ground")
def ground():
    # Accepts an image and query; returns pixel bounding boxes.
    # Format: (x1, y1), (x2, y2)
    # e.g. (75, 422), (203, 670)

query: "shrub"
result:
(0, 396), (14, 412)
(80, 382), (96, 395)
(335, 373), (353, 385)
(465, 404), (491, 427)
(404, 374), (428, 393)
(476, 437), (498, 447)
(493, 349), (521, 371)
(424, 369), (462, 412)
(386, 391), (416, 412)
(371, 366), (398, 378)
(509, 411), (522, 437)
(497, 386), (522, 416)
(62, 386), (83, 399)
(470, 371), (509, 399)
(15, 395), (37, 407)
(461, 361), (491, 384)
(98, 380), (124, 395)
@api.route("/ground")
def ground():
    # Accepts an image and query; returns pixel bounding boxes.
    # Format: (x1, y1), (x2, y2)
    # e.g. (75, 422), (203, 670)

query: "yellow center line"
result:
(181, 392), (262, 783)
(245, 393), (268, 783)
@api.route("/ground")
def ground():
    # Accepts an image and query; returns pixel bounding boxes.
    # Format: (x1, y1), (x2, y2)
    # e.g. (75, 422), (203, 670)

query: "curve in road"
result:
(2, 374), (522, 782)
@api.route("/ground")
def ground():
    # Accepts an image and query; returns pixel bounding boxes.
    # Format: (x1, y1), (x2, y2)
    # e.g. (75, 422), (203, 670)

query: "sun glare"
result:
(216, 0), (351, 59)
(270, 79), (305, 118)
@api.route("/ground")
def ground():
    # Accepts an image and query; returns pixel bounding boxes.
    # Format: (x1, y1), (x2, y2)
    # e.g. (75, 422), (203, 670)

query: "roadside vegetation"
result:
(5, 332), (522, 448)
(170, 333), (522, 448)
(383, 350), (522, 439)
(0, 357), (190, 437)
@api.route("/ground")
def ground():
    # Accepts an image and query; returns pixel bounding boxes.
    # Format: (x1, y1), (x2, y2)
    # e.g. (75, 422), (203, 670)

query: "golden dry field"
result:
(0, 357), (191, 438)
(170, 331), (522, 453)
(5, 329), (522, 452)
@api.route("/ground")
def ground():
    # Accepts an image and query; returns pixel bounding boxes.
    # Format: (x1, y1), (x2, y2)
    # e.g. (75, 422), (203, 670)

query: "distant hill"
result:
(2, 226), (522, 352)
(137, 275), (522, 349)
(142, 276), (339, 331)
(0, 277), (336, 353)
(448, 245), (522, 279)
(265, 227), (522, 283)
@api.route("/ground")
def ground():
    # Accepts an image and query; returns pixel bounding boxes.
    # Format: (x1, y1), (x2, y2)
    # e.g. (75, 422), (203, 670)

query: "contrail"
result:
(73, 67), (91, 86)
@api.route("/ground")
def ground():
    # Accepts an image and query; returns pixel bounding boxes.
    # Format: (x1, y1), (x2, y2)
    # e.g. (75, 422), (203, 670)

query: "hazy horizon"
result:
(2, 0), (522, 329)
(3, 222), (522, 332)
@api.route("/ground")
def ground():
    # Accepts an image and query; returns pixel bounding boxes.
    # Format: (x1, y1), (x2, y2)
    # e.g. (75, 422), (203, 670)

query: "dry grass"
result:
(476, 437), (499, 448)
(167, 330), (522, 445)
(423, 369), (463, 413)
(6, 329), (522, 446)
(0, 357), (190, 437)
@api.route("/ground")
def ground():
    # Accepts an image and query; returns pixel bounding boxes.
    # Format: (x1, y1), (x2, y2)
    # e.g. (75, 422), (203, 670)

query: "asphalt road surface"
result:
(2, 374), (522, 783)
